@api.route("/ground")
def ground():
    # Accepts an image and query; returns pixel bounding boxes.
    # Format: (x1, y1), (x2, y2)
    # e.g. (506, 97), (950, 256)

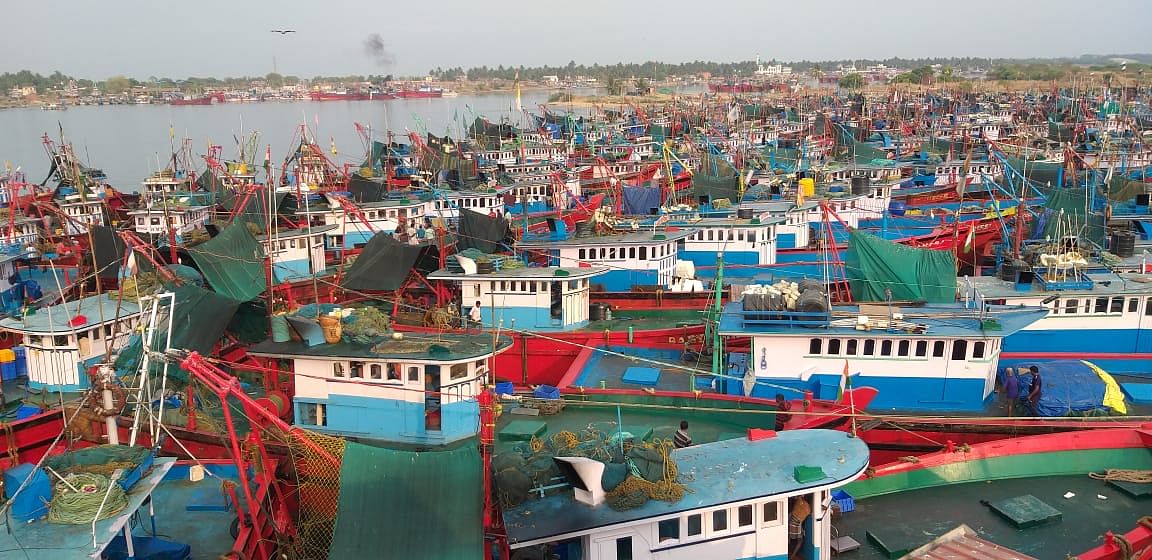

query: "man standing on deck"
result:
(468, 301), (483, 330)
(775, 394), (792, 431)
(1002, 368), (1020, 417)
(674, 420), (692, 448)
(789, 495), (811, 560)
(1027, 365), (1043, 412)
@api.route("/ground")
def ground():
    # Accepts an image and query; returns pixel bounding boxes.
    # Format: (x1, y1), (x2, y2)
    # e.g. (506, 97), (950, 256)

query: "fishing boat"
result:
(836, 426), (1152, 559)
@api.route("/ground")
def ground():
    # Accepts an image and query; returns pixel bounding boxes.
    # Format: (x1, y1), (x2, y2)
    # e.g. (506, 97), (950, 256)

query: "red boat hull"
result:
(396, 90), (442, 99)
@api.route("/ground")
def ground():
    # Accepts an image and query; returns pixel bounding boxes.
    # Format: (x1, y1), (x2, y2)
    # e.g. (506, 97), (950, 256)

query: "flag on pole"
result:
(837, 359), (851, 403)
(264, 145), (272, 176)
(963, 225), (976, 253)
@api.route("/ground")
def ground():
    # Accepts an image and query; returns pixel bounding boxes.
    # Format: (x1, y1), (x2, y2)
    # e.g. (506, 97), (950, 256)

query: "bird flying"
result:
(270, 29), (296, 34)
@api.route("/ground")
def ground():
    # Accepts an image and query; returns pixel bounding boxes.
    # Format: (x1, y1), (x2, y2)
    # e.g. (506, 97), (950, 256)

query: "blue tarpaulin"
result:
(621, 187), (662, 215)
(1010, 361), (1123, 417)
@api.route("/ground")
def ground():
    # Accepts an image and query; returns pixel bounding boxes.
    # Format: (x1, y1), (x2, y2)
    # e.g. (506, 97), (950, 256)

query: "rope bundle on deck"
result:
(1089, 469), (1152, 483)
(47, 472), (128, 524)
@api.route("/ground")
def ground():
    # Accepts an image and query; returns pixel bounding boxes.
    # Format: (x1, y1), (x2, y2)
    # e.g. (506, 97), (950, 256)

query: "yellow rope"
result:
(1089, 469), (1152, 483)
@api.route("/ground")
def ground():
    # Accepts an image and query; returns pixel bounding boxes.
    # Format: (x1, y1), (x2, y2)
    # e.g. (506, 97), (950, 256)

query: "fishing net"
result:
(493, 426), (688, 512)
(287, 429), (347, 560)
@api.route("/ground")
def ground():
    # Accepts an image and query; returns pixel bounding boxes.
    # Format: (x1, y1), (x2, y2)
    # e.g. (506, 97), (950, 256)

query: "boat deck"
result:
(495, 398), (777, 453)
(835, 474), (1148, 558)
(571, 308), (704, 333)
(0, 459), (238, 560)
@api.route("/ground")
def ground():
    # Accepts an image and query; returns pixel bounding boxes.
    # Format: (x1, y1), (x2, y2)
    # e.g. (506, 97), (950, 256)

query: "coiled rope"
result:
(1089, 469), (1152, 483)
(47, 473), (128, 524)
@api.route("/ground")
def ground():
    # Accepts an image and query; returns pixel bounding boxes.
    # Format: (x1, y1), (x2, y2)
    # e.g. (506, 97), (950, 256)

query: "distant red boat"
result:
(309, 90), (396, 101)
(395, 88), (443, 99)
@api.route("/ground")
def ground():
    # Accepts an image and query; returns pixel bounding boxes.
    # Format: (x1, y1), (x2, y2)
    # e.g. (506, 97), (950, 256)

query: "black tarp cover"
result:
(340, 233), (424, 290)
(90, 225), (126, 279)
(347, 174), (386, 203)
(457, 209), (508, 254)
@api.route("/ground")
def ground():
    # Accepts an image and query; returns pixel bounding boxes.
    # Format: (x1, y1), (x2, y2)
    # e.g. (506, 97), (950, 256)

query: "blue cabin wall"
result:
(294, 394), (479, 445)
(476, 305), (583, 331)
(273, 258), (313, 283)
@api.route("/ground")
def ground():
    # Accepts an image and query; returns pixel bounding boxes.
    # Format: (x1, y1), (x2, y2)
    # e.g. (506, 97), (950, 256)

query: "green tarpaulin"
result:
(329, 442), (481, 560)
(845, 229), (956, 303)
(187, 223), (266, 302)
(1033, 186), (1107, 246)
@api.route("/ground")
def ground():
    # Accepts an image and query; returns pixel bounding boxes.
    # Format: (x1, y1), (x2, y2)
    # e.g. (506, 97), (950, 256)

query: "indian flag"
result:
(837, 360), (851, 403)
(963, 225), (976, 253)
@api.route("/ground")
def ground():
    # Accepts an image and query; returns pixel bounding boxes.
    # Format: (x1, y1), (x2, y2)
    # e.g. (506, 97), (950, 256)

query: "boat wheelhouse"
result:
(258, 225), (334, 283)
(739, 201), (816, 249)
(0, 293), (141, 391)
(127, 204), (212, 241)
(247, 331), (511, 445)
(140, 169), (196, 203)
(57, 199), (106, 236)
(965, 267), (1152, 375)
(1, 216), (42, 254)
(502, 429), (870, 560)
(427, 266), (606, 331)
(499, 179), (579, 215)
(426, 189), (504, 223)
(518, 230), (692, 291)
(717, 299), (1047, 411)
(301, 197), (427, 249)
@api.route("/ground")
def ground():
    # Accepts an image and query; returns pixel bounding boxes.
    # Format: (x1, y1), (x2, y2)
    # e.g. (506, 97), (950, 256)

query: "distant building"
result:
(541, 75), (560, 84)
(754, 56), (792, 76)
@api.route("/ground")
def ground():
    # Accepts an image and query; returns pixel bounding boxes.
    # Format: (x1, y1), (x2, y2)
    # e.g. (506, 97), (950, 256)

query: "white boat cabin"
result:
(58, 200), (106, 236)
(258, 224), (334, 283)
(502, 430), (870, 560)
(427, 266), (606, 331)
(140, 170), (196, 203)
(128, 205), (212, 240)
(302, 196), (427, 249)
(0, 293), (141, 391)
(675, 217), (784, 268)
(427, 190), (504, 222)
(517, 230), (692, 292)
(247, 331), (511, 445)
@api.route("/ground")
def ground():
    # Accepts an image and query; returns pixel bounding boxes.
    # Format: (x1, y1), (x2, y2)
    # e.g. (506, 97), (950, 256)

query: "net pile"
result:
(493, 425), (688, 511)
(47, 472), (128, 524)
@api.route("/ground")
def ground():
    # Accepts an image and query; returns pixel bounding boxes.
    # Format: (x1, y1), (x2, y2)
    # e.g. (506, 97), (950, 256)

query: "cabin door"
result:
(424, 365), (442, 432)
(593, 533), (647, 560)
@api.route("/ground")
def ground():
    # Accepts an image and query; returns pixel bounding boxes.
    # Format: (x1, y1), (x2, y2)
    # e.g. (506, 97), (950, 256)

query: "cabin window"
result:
(370, 364), (382, 380)
(1129, 298), (1139, 313)
(150, 218), (161, 225)
(686, 513), (703, 536)
(450, 363), (468, 380)
(54, 335), (69, 347)
(933, 341), (946, 357)
(639, 246), (647, 260)
(568, 280), (578, 290)
(349, 361), (364, 378)
(973, 341), (986, 359)
(761, 501), (781, 526)
(608, 248), (617, 259)
(615, 536), (633, 560)
(845, 339), (858, 356)
(333, 363), (345, 377)
(627, 247), (635, 259)
(1096, 297), (1109, 313)
(386, 364), (401, 381)
(658, 519), (679, 542)
(808, 339), (821, 354)
(529, 282), (537, 293)
(407, 366), (419, 382)
(828, 339), (841, 355)
(863, 339), (875, 356)
(1065, 299), (1079, 314)
(737, 505), (754, 527)
(880, 340), (892, 356)
(578, 249), (586, 259)
(897, 340), (910, 357)
(951, 340), (967, 361)
(915, 340), (928, 357)
(712, 509), (728, 532)
(1111, 297), (1124, 313)
(298, 403), (326, 426)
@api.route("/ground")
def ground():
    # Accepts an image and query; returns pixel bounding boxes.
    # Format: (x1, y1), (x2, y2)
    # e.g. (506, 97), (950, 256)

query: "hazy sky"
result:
(3, 0), (1149, 79)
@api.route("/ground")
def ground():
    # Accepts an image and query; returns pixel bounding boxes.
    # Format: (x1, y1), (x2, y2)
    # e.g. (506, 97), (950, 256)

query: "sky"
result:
(2, 0), (1149, 80)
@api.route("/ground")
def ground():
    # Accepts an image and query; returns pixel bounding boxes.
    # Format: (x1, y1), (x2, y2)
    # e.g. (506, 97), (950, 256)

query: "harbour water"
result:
(0, 90), (566, 189)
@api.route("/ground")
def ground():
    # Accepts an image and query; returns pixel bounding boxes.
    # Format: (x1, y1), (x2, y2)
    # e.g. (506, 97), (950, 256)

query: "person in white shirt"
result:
(468, 301), (482, 329)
